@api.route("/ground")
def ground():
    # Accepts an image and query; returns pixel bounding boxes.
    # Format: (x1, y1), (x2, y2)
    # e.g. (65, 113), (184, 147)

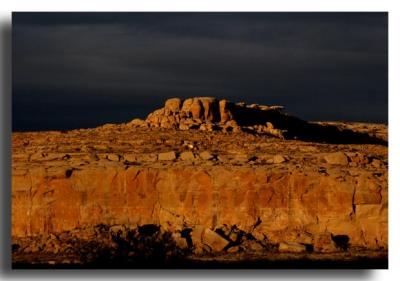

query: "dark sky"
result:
(12, 12), (388, 131)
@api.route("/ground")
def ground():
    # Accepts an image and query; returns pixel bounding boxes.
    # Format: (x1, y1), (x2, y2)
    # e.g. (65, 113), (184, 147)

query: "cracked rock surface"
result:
(12, 97), (388, 268)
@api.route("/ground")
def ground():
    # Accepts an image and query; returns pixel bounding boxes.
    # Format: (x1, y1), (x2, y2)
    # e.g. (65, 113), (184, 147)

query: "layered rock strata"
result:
(12, 115), (388, 266)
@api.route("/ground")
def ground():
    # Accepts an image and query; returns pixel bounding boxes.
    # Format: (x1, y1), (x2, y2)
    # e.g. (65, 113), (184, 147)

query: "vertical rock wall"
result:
(12, 165), (388, 252)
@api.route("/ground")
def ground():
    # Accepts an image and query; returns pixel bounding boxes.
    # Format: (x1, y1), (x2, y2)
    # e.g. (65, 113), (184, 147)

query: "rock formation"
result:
(137, 97), (387, 145)
(11, 97), (388, 268)
(144, 97), (286, 138)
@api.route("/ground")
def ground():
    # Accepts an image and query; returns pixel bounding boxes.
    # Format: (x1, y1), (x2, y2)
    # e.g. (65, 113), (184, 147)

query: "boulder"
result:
(226, 246), (242, 253)
(199, 124), (207, 131)
(178, 123), (190, 131)
(265, 127), (285, 139)
(324, 152), (349, 165)
(278, 242), (307, 253)
(106, 154), (120, 162)
(242, 240), (264, 252)
(180, 151), (195, 161)
(172, 232), (188, 249)
(266, 122), (274, 129)
(164, 98), (182, 113)
(123, 154), (137, 162)
(225, 120), (238, 128)
(190, 226), (205, 252)
(158, 151), (177, 161)
(273, 154), (287, 164)
(199, 151), (214, 160)
(202, 228), (230, 252)
(233, 154), (249, 162)
(138, 153), (158, 162)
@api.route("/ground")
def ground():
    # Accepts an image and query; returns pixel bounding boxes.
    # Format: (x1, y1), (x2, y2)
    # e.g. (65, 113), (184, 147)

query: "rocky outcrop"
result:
(141, 97), (387, 145)
(11, 97), (388, 267)
(144, 97), (286, 138)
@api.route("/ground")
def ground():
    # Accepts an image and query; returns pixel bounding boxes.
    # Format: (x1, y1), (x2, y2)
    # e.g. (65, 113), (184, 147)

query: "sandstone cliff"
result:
(11, 97), (388, 267)
(13, 164), (387, 251)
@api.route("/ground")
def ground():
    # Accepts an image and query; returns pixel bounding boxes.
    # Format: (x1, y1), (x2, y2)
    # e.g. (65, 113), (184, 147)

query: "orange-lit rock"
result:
(11, 98), (388, 260)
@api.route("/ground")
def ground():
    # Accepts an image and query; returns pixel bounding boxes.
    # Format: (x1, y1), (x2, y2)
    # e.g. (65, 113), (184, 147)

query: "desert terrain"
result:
(11, 97), (388, 268)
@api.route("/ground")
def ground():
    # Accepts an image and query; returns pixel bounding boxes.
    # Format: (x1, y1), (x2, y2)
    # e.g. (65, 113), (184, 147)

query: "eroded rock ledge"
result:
(126, 97), (387, 144)
(142, 97), (285, 138)
(12, 97), (388, 267)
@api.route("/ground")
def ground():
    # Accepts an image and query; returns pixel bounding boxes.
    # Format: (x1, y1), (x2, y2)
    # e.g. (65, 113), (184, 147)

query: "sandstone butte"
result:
(11, 97), (388, 268)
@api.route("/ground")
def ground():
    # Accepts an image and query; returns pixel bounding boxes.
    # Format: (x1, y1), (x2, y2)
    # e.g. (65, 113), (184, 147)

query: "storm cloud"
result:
(12, 12), (388, 131)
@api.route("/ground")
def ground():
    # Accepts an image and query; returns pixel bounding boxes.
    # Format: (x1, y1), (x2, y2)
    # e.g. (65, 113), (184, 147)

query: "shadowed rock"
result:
(142, 97), (387, 145)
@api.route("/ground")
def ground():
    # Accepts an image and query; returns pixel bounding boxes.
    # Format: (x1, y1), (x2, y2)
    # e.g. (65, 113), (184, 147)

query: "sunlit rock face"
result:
(11, 97), (388, 266)
(145, 97), (287, 138)
(12, 165), (387, 251)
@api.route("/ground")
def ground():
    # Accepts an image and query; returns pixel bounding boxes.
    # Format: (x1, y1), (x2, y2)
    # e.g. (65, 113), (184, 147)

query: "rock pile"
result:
(133, 97), (286, 138)
(15, 221), (381, 267)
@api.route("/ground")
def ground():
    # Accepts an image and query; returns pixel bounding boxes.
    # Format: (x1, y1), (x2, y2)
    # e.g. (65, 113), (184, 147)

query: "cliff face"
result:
(12, 163), (387, 252)
(11, 97), (388, 265)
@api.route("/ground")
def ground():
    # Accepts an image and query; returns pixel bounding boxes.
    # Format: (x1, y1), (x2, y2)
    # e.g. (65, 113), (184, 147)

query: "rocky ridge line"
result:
(126, 97), (387, 145)
(130, 97), (286, 138)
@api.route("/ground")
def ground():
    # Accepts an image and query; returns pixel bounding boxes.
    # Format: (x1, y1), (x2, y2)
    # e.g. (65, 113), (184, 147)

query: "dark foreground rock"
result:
(12, 224), (387, 269)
